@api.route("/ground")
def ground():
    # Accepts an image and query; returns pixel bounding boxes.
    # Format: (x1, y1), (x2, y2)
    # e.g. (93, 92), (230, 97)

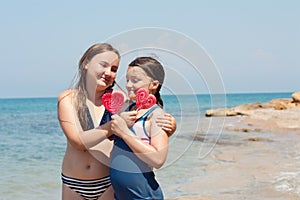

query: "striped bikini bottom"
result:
(61, 173), (111, 200)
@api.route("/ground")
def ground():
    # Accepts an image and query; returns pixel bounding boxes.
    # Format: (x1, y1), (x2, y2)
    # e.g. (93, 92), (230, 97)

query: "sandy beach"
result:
(166, 111), (300, 199)
(176, 93), (300, 200)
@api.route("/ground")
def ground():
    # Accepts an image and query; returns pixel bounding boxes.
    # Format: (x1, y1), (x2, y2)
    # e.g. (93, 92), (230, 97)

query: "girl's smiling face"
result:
(85, 51), (119, 92)
(126, 66), (153, 100)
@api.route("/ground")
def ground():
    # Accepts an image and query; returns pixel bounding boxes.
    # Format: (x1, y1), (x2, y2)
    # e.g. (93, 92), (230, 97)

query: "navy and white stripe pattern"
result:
(61, 173), (111, 200)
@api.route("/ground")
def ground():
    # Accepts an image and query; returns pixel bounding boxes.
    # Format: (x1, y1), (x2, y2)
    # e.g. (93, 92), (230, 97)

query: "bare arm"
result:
(57, 90), (111, 151)
(156, 113), (177, 137)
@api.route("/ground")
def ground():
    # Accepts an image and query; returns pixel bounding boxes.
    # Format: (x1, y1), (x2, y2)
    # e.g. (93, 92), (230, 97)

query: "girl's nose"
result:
(104, 67), (111, 75)
(126, 80), (133, 87)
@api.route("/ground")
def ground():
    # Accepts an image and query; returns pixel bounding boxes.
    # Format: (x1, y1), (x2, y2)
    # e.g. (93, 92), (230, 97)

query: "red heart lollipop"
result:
(102, 92), (124, 114)
(136, 88), (157, 109)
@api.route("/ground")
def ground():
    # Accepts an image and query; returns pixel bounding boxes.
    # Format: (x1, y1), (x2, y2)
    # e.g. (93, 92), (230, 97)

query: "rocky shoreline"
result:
(205, 91), (300, 133)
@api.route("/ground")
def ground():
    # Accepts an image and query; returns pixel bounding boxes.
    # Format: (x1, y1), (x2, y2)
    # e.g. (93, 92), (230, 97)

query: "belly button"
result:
(86, 165), (91, 169)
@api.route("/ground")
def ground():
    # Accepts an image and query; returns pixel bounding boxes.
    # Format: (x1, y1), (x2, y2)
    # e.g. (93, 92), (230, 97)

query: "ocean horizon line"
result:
(0, 91), (294, 100)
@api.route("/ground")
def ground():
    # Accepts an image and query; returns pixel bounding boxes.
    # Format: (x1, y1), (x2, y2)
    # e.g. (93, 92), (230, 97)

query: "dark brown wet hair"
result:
(129, 57), (165, 107)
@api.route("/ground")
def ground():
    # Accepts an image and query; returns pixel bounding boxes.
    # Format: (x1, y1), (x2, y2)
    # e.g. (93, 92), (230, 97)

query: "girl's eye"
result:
(99, 62), (109, 68)
(132, 79), (139, 83)
(111, 66), (118, 73)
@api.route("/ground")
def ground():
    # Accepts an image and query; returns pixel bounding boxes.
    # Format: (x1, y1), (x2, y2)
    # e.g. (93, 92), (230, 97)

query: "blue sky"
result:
(0, 0), (299, 98)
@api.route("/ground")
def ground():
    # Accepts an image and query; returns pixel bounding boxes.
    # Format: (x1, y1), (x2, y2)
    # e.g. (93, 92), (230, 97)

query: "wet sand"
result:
(166, 108), (300, 199)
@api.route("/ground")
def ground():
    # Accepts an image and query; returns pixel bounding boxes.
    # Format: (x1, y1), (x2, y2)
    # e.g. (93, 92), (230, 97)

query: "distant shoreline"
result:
(0, 91), (294, 100)
(205, 91), (300, 133)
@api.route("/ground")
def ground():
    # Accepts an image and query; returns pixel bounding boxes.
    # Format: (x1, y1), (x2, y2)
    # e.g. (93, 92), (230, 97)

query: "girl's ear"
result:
(150, 80), (160, 90)
(84, 64), (88, 70)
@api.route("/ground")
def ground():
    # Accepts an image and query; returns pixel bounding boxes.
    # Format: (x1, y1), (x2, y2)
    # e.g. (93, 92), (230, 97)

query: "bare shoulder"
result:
(58, 89), (76, 104)
(148, 106), (167, 136)
(57, 90), (77, 121)
(150, 106), (165, 118)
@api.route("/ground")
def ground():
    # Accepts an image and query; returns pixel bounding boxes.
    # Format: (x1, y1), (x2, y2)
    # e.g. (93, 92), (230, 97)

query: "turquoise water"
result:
(0, 92), (293, 199)
(0, 98), (64, 199)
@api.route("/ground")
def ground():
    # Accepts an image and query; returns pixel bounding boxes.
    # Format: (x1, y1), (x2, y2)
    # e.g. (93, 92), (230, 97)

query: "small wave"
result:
(274, 171), (300, 196)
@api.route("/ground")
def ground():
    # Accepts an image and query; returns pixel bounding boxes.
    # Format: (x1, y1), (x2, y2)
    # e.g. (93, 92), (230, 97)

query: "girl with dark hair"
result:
(110, 56), (172, 200)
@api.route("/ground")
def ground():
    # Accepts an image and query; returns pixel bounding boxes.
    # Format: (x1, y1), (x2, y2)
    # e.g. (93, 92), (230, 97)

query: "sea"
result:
(0, 92), (296, 199)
